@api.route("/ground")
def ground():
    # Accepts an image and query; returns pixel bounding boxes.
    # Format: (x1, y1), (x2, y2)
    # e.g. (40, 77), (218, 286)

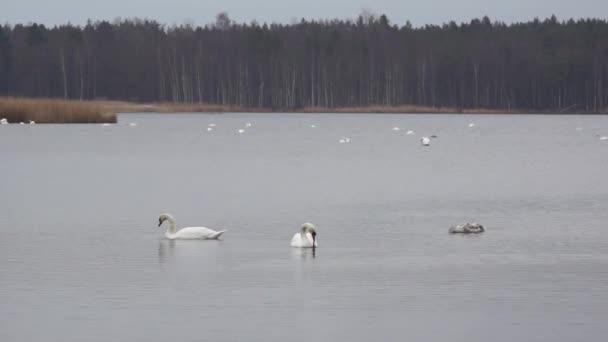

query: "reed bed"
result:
(0, 97), (116, 123)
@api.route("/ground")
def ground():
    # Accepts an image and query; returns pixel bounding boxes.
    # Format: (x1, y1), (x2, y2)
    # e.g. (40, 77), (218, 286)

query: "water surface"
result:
(1, 113), (608, 341)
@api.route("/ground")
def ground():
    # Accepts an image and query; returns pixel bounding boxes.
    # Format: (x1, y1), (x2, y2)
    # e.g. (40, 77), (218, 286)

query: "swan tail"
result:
(210, 230), (227, 239)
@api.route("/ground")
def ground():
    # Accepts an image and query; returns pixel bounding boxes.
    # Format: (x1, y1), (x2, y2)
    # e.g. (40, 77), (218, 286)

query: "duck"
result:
(291, 223), (318, 248)
(449, 222), (485, 234)
(158, 213), (227, 240)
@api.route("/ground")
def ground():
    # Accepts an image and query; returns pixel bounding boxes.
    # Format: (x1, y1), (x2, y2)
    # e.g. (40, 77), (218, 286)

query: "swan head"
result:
(302, 223), (317, 246)
(158, 213), (174, 227)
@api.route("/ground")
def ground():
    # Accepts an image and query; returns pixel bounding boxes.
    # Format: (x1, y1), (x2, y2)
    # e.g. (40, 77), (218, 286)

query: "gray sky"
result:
(2, 0), (607, 27)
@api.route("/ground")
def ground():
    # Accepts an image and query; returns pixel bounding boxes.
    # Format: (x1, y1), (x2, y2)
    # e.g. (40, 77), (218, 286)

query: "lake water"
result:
(1, 113), (608, 341)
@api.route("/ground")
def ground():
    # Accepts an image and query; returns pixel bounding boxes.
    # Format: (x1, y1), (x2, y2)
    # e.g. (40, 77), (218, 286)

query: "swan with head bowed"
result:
(291, 223), (318, 248)
(158, 213), (227, 240)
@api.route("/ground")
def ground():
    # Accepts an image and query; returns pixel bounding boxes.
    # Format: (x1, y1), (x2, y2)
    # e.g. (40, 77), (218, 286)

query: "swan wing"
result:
(290, 232), (317, 248)
(173, 227), (226, 240)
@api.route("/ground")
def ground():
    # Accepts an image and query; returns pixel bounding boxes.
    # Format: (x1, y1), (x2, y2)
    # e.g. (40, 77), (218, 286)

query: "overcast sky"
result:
(2, 0), (607, 27)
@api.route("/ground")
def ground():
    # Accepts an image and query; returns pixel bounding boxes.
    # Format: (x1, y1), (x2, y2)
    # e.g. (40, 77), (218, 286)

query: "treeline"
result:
(1, 14), (607, 112)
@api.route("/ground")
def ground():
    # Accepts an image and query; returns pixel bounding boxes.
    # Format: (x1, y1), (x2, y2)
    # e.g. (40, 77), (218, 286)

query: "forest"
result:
(0, 13), (607, 112)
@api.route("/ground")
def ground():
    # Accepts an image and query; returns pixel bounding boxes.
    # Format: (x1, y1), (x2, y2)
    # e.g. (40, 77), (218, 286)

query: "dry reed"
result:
(0, 97), (116, 123)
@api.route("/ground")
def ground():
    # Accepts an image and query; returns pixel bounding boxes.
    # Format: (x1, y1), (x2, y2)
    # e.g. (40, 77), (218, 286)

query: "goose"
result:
(158, 213), (227, 240)
(420, 136), (431, 146)
(291, 223), (318, 248)
(449, 222), (485, 234)
(0, 118), (8, 125)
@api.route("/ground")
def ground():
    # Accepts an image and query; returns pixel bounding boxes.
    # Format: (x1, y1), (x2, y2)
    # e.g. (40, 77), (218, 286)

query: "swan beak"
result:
(158, 219), (162, 227)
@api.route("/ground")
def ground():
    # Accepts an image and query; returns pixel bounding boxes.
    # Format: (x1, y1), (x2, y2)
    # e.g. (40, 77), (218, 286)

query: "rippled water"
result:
(1, 113), (608, 341)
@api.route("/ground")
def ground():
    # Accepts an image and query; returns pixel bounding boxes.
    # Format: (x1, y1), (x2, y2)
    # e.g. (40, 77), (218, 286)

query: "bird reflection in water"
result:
(292, 246), (316, 260)
(158, 239), (176, 264)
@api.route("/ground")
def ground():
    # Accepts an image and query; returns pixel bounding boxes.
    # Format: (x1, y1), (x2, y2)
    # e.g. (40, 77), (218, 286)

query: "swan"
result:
(29, 120), (36, 124)
(449, 222), (485, 234)
(128, 123), (137, 126)
(339, 137), (352, 143)
(406, 130), (414, 135)
(291, 223), (318, 248)
(207, 127), (213, 132)
(245, 122), (252, 127)
(238, 128), (245, 134)
(0, 118), (8, 125)
(600, 136), (608, 141)
(158, 213), (227, 240)
(310, 124), (316, 128)
(420, 136), (431, 146)
(101, 123), (111, 126)
(468, 123), (475, 128)
(392, 127), (400, 131)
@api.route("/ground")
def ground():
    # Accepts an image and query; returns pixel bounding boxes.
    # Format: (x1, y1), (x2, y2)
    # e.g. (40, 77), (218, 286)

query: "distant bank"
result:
(0, 97), (603, 124)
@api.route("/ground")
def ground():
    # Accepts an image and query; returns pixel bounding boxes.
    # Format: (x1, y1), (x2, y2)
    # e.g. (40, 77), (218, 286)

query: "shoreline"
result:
(1, 97), (605, 124)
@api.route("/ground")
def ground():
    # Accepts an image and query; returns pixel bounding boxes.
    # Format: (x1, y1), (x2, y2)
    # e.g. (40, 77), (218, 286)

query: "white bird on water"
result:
(468, 123), (475, 128)
(339, 137), (352, 143)
(101, 123), (111, 126)
(29, 120), (35, 124)
(209, 123), (216, 127)
(0, 118), (8, 125)
(129, 123), (137, 127)
(600, 136), (608, 141)
(291, 223), (318, 248)
(310, 124), (316, 128)
(392, 126), (400, 131)
(406, 130), (414, 135)
(238, 128), (245, 134)
(207, 127), (213, 132)
(420, 136), (431, 146)
(158, 213), (227, 240)
(245, 122), (252, 127)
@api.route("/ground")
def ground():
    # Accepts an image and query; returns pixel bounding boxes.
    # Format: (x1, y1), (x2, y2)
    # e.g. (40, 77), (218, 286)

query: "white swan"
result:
(238, 129), (245, 134)
(0, 118), (8, 125)
(468, 123), (475, 128)
(339, 137), (352, 143)
(600, 136), (608, 141)
(310, 124), (316, 128)
(291, 223), (318, 248)
(392, 126), (400, 131)
(449, 222), (485, 234)
(128, 123), (137, 126)
(406, 130), (414, 135)
(29, 120), (36, 124)
(245, 122), (252, 127)
(158, 213), (227, 240)
(207, 127), (213, 132)
(420, 136), (431, 146)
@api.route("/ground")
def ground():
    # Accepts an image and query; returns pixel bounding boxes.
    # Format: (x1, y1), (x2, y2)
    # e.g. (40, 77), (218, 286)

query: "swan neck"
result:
(166, 216), (177, 235)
